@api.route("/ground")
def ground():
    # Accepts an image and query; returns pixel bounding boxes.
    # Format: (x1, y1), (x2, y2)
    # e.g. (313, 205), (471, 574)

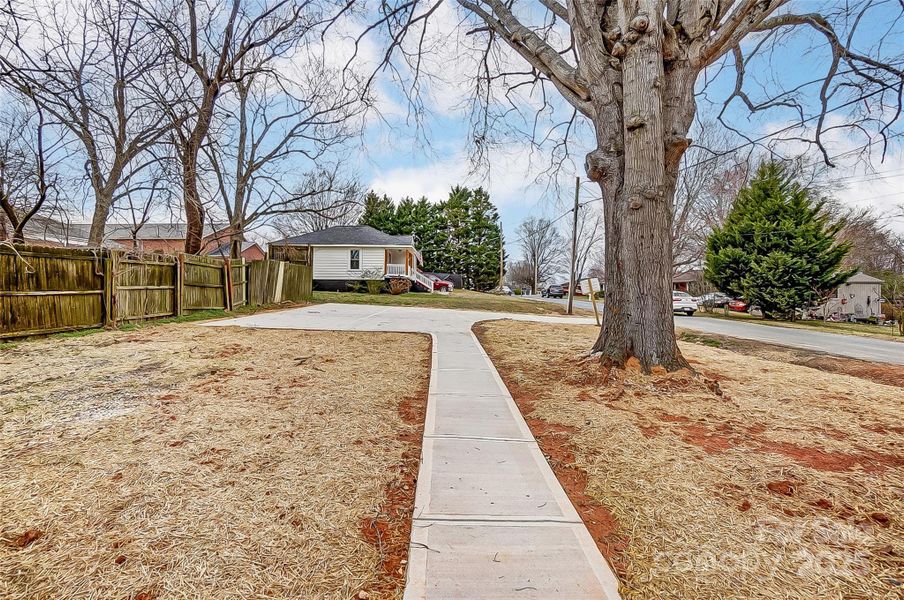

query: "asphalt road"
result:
(528, 296), (904, 365)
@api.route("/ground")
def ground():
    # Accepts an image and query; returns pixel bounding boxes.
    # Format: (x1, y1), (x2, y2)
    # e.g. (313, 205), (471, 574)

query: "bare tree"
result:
(516, 216), (565, 294)
(203, 53), (366, 257)
(672, 150), (749, 272)
(0, 94), (68, 243)
(0, 0), (178, 246)
(829, 204), (904, 274)
(565, 200), (603, 283)
(369, 0), (904, 370)
(505, 259), (535, 291)
(271, 184), (363, 236)
(138, 0), (353, 254)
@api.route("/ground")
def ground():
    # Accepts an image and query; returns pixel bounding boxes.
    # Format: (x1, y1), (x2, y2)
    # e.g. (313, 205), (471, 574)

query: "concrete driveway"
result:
(205, 304), (619, 600)
(529, 296), (904, 365)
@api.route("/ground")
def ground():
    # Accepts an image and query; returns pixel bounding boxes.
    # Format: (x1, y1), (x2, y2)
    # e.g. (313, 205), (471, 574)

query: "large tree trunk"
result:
(88, 189), (115, 247)
(182, 150), (205, 255)
(182, 86), (219, 255)
(587, 2), (691, 372)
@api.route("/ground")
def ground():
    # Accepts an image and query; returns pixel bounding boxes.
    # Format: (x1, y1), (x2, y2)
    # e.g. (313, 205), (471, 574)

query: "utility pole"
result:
(567, 176), (580, 315)
(499, 229), (504, 292)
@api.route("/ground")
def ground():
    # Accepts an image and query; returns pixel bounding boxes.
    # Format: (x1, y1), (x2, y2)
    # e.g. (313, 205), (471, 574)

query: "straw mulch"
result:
(678, 329), (904, 389)
(474, 320), (904, 600)
(0, 324), (430, 600)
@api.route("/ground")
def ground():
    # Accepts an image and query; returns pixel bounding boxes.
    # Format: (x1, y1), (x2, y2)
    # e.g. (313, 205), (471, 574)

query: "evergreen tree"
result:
(358, 186), (502, 290)
(412, 197), (448, 271)
(393, 197), (417, 234)
(444, 186), (503, 290)
(359, 192), (396, 232)
(705, 162), (855, 319)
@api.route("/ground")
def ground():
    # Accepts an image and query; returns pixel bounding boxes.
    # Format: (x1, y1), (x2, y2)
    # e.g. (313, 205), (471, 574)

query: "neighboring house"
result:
(270, 225), (435, 292)
(103, 223), (234, 254)
(673, 269), (704, 292)
(2, 215), (91, 247)
(816, 271), (884, 320)
(207, 241), (267, 262)
(4, 216), (236, 254)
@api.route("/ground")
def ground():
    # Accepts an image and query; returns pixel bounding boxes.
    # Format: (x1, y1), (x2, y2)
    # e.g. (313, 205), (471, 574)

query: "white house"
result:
(270, 225), (434, 292)
(817, 271), (884, 320)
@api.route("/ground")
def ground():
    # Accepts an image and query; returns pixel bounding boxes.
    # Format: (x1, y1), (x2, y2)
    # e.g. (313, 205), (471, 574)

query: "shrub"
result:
(346, 281), (365, 293)
(358, 268), (385, 294)
(388, 278), (411, 295)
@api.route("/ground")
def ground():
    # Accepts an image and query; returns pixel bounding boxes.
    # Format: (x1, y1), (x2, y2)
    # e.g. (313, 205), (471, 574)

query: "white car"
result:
(672, 291), (698, 316)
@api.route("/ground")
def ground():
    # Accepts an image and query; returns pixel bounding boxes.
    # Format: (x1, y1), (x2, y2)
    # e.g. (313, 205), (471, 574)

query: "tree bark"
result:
(182, 149), (205, 254)
(587, 2), (689, 371)
(88, 188), (115, 247)
(182, 85), (218, 255)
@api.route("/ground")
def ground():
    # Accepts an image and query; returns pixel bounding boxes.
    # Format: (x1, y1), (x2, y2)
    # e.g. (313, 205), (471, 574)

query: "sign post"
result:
(584, 277), (601, 326)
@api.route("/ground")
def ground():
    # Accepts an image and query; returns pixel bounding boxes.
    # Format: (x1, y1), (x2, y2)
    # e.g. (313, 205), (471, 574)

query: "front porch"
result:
(384, 248), (434, 292)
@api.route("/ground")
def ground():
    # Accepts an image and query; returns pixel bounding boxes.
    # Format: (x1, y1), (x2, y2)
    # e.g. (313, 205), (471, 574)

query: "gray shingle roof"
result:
(272, 225), (415, 247)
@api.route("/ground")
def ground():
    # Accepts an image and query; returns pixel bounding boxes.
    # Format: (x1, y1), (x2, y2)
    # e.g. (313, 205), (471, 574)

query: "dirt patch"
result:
(0, 324), (431, 599)
(504, 379), (627, 572)
(360, 348), (431, 596)
(475, 320), (904, 600)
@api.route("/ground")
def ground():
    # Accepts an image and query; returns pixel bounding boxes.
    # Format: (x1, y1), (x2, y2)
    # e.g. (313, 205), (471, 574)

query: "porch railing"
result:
(386, 263), (408, 276)
(413, 270), (434, 292)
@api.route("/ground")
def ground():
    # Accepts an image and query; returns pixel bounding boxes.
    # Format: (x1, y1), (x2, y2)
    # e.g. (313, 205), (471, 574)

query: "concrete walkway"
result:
(205, 304), (619, 600)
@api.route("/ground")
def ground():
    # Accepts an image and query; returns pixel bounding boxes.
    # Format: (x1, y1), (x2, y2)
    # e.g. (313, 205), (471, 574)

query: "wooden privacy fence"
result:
(1, 245), (107, 338)
(247, 259), (313, 305)
(0, 244), (311, 339)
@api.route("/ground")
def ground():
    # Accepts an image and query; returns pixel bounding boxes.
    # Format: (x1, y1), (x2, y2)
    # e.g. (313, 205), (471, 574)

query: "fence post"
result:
(176, 253), (185, 316)
(274, 260), (285, 303)
(224, 258), (233, 311)
(103, 250), (115, 327)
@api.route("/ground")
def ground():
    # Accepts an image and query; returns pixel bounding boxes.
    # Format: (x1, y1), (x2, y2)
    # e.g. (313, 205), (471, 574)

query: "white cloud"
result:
(367, 141), (575, 211)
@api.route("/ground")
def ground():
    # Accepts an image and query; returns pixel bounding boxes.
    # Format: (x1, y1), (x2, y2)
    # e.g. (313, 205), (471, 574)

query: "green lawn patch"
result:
(312, 289), (586, 316)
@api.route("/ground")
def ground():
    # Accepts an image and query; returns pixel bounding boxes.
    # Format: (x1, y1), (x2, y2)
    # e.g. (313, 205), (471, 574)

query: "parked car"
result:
(699, 292), (732, 308)
(561, 282), (583, 296)
(728, 299), (749, 312)
(672, 290), (698, 316)
(425, 272), (453, 292)
(542, 284), (565, 298)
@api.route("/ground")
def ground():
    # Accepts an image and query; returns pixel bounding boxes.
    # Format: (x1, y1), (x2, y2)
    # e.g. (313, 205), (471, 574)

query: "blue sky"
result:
(349, 1), (904, 258)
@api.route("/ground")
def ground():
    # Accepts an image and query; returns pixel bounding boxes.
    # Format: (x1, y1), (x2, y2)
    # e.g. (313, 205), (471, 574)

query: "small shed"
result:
(819, 271), (884, 319)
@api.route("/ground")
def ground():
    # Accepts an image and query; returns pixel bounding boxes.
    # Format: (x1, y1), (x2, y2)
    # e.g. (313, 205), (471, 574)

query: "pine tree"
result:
(393, 197), (417, 235)
(705, 162), (855, 319)
(359, 192), (396, 233)
(444, 186), (503, 290)
(359, 186), (502, 290)
(412, 197), (448, 271)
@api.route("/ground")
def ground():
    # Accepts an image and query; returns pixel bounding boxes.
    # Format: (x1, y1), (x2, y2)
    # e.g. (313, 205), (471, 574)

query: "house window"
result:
(349, 249), (361, 270)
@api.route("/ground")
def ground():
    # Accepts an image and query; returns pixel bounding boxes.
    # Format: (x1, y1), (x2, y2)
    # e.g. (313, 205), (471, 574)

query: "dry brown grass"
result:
(475, 320), (904, 600)
(0, 324), (431, 600)
(678, 329), (904, 388)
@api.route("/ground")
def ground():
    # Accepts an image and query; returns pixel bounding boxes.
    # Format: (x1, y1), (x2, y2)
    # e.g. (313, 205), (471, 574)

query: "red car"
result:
(425, 273), (453, 291)
(560, 282), (583, 296)
(728, 299), (748, 312)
